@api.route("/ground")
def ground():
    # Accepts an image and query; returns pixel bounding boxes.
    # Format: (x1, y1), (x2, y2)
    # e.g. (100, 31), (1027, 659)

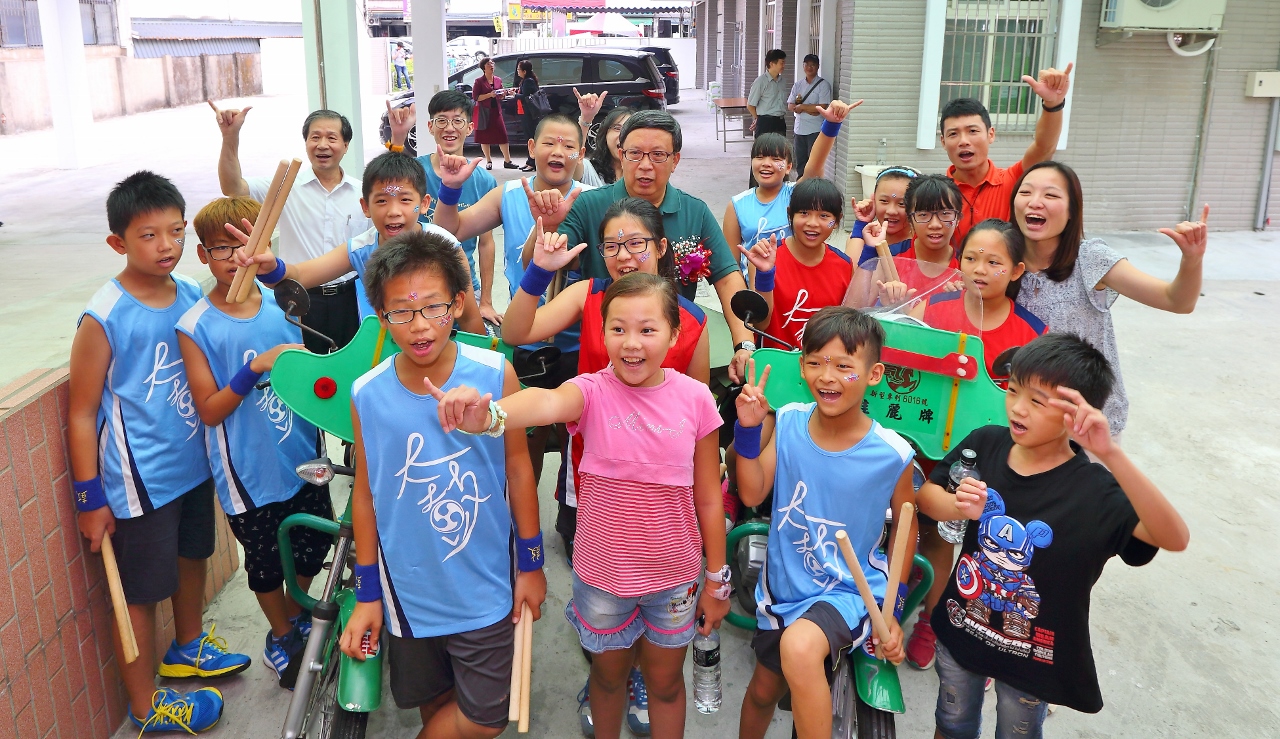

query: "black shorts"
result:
(751, 601), (859, 678)
(513, 348), (579, 390)
(386, 617), (515, 728)
(112, 478), (217, 604)
(225, 483), (334, 594)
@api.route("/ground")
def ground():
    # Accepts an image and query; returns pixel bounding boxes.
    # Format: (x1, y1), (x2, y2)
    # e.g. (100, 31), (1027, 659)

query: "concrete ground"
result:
(1, 91), (1276, 738)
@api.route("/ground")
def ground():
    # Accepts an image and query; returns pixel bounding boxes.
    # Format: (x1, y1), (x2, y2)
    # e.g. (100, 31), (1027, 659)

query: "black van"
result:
(380, 48), (667, 156)
(638, 46), (679, 105)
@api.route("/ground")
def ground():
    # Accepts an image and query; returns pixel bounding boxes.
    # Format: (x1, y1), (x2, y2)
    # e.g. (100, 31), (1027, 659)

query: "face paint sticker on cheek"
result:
(437, 315), (452, 327)
(828, 221), (836, 229)
(844, 373), (859, 382)
(637, 251), (650, 263)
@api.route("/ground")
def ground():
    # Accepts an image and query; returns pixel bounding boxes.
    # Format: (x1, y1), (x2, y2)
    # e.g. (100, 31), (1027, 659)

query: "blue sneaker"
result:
(290, 611), (312, 640)
(129, 687), (224, 735)
(264, 629), (295, 680)
(626, 667), (651, 736)
(158, 625), (251, 679)
(577, 678), (594, 738)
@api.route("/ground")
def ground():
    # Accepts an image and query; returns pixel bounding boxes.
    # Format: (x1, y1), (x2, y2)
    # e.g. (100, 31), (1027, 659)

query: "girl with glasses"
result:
(859, 174), (965, 306)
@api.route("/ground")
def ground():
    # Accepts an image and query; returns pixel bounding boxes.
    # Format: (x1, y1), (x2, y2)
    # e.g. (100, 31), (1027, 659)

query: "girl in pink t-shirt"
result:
(429, 273), (729, 738)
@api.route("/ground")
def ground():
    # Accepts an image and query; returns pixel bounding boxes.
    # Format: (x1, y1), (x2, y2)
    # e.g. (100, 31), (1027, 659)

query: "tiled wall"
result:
(0, 368), (240, 739)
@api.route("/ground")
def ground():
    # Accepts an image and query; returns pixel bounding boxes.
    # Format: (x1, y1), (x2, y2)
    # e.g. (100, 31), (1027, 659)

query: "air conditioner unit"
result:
(1099, 0), (1227, 31)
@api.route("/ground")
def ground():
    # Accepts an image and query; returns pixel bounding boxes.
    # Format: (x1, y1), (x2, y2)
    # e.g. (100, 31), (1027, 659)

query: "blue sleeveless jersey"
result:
(352, 345), (513, 637)
(756, 403), (914, 637)
(499, 176), (585, 353)
(175, 286), (322, 515)
(732, 182), (795, 275)
(419, 153), (496, 295)
(80, 275), (210, 518)
(347, 224), (461, 321)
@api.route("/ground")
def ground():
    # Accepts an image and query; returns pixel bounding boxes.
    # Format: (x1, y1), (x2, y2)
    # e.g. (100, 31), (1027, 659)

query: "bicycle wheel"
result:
(302, 626), (368, 739)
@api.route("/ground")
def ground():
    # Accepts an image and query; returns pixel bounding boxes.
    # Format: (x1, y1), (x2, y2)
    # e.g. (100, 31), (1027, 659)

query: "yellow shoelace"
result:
(194, 624), (231, 663)
(137, 691), (196, 737)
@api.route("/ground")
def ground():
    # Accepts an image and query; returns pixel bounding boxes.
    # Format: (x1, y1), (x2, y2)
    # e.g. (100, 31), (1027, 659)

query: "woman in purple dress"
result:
(472, 58), (515, 170)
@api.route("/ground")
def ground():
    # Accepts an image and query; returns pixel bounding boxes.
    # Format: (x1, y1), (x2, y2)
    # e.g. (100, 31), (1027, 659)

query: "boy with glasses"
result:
(176, 196), (334, 685)
(386, 90), (502, 325)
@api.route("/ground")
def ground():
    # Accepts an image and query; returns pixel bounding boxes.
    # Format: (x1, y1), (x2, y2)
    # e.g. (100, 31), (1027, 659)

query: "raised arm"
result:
(427, 155), (504, 242)
(742, 233), (780, 322)
(1101, 205), (1208, 315)
(210, 100), (252, 197)
(799, 99), (862, 182)
(734, 360), (777, 507)
(573, 88), (608, 180)
(228, 218), (356, 289)
(502, 225), (590, 345)
(1020, 63), (1073, 170)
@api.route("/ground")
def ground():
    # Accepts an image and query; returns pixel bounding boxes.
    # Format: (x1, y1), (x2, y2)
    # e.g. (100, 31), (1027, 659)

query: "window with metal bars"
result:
(764, 0), (777, 53)
(808, 0), (821, 56)
(0, 0), (116, 47)
(939, 0), (1058, 133)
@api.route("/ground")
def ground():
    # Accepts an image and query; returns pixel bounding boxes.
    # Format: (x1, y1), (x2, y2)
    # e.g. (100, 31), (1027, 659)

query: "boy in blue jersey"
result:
(735, 307), (916, 739)
(338, 231), (547, 737)
(386, 89), (501, 322)
(68, 172), (250, 734)
(232, 151), (486, 335)
(427, 112), (589, 483)
(177, 196), (336, 683)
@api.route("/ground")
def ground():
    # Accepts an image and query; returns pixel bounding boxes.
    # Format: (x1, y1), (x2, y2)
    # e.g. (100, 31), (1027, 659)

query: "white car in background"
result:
(447, 36), (491, 65)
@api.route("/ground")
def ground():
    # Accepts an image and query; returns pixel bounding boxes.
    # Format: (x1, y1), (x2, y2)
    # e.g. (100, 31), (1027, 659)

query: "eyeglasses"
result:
(620, 149), (673, 164)
(910, 209), (960, 225)
(598, 237), (656, 258)
(382, 300), (455, 324)
(202, 244), (243, 261)
(431, 116), (468, 130)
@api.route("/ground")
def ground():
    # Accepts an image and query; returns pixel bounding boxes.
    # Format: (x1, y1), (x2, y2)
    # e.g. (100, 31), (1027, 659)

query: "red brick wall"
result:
(0, 368), (240, 739)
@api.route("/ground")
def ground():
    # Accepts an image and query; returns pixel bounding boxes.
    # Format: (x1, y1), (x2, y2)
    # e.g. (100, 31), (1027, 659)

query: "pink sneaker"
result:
(905, 614), (937, 670)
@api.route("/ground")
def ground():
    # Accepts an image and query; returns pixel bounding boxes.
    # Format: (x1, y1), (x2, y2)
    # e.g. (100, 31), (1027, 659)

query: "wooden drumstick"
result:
(227, 159), (287, 302)
(100, 535), (139, 664)
(874, 240), (901, 284)
(835, 530), (892, 661)
(233, 158), (303, 303)
(881, 502), (915, 624)
(508, 607), (525, 722)
(518, 603), (533, 732)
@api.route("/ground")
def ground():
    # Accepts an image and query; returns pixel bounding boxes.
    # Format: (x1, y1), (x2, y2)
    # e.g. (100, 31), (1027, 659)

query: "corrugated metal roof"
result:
(519, 0), (690, 9)
(131, 37), (262, 59)
(130, 18), (302, 40)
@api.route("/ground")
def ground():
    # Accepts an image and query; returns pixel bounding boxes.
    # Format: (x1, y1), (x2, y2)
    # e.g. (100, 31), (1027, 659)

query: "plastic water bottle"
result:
(692, 626), (722, 714)
(937, 449), (979, 544)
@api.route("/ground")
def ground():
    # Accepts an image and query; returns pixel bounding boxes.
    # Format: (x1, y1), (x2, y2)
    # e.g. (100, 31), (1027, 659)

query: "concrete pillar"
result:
(36, 0), (95, 169)
(410, 0), (447, 157)
(302, 0), (366, 169)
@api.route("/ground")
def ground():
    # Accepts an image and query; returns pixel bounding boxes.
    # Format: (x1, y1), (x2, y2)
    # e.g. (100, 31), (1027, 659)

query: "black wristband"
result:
(1042, 99), (1066, 113)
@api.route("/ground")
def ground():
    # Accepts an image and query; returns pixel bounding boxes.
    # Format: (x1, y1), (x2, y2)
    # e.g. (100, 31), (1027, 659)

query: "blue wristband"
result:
(437, 184), (462, 207)
(519, 262), (556, 297)
(735, 421), (763, 460)
(821, 119), (842, 138)
(228, 361), (263, 396)
(354, 563), (383, 603)
(851, 219), (867, 239)
(753, 266), (776, 293)
(892, 582), (908, 622)
(260, 257), (287, 285)
(516, 532), (545, 572)
(73, 476), (108, 512)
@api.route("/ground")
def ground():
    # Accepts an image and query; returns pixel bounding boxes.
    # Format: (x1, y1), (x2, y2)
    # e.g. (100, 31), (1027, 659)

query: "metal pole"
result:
(1186, 43), (1218, 221)
(1255, 96), (1279, 231)
(313, 0), (328, 109)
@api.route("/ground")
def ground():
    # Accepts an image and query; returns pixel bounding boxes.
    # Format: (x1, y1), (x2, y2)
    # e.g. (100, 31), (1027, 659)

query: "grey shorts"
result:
(112, 477), (217, 604)
(385, 617), (515, 728)
(751, 601), (860, 678)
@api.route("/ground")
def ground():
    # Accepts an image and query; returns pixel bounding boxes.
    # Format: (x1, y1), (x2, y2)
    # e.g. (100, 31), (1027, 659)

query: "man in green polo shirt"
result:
(521, 109), (756, 381)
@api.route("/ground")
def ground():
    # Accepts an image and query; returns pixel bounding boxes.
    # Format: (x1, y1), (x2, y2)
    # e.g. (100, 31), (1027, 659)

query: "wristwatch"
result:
(734, 341), (757, 353)
(705, 565), (732, 600)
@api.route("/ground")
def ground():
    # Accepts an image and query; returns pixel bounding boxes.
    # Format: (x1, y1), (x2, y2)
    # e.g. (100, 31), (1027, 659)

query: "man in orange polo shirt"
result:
(941, 63), (1074, 244)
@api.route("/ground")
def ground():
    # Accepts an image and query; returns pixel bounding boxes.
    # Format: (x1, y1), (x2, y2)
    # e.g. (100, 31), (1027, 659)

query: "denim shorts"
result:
(934, 641), (1048, 739)
(565, 573), (700, 653)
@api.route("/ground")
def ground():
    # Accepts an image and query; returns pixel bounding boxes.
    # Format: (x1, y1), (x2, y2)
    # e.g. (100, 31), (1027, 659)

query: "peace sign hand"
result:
(530, 217), (587, 273)
(816, 98), (863, 124)
(424, 378), (492, 434)
(1158, 203), (1209, 261)
(736, 359), (772, 429)
(208, 100), (252, 137)
(574, 87), (609, 124)
(1022, 62), (1073, 108)
(437, 153), (481, 190)
(743, 234), (779, 276)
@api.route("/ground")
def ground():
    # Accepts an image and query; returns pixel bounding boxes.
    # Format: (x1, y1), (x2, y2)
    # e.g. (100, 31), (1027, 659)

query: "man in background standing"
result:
(788, 54), (833, 177)
(392, 42), (411, 90)
(746, 48), (788, 187)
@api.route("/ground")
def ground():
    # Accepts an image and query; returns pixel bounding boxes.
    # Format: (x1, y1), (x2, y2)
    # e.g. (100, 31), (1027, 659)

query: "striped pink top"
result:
(566, 368), (722, 596)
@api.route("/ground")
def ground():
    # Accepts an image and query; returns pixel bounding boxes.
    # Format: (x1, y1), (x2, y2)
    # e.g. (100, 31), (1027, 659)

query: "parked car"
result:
(638, 46), (679, 105)
(447, 36), (491, 65)
(380, 48), (666, 156)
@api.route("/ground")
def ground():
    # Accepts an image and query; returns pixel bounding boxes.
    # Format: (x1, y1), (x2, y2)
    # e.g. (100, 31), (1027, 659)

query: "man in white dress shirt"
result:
(213, 104), (372, 352)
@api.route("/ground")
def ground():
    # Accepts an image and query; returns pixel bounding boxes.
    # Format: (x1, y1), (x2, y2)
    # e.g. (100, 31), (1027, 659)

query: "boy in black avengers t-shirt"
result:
(917, 333), (1189, 738)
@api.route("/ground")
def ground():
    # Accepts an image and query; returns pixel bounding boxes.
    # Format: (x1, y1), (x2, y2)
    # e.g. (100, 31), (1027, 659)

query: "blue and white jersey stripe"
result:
(81, 276), (210, 518)
(755, 402), (913, 635)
